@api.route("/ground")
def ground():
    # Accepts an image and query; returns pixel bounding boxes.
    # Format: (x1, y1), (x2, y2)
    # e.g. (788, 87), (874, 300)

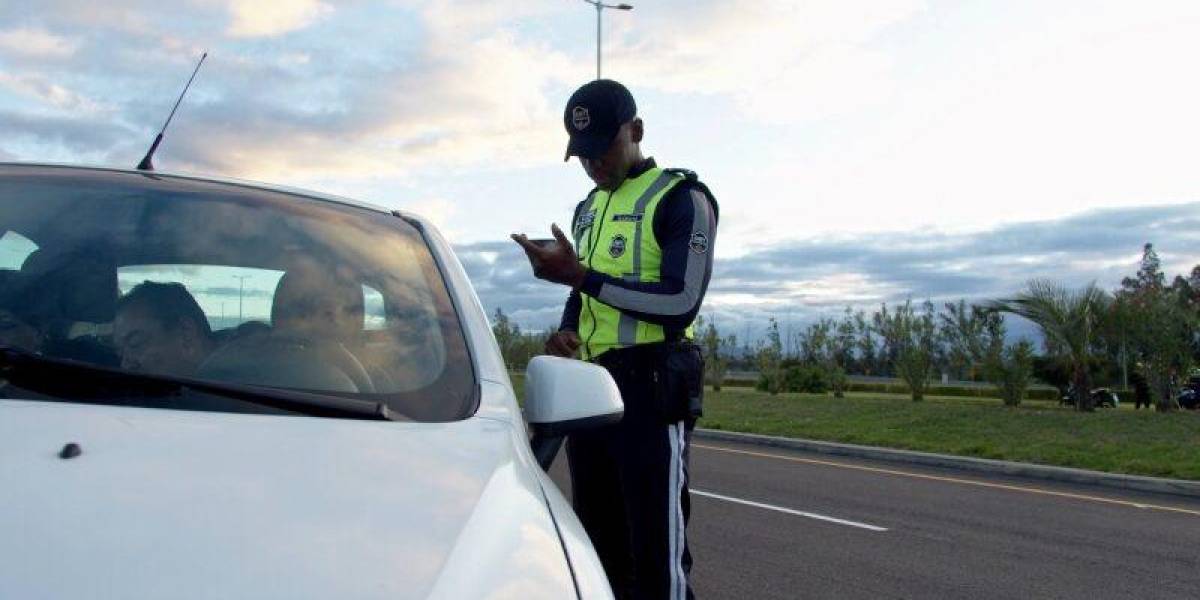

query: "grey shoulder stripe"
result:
(596, 189), (715, 316)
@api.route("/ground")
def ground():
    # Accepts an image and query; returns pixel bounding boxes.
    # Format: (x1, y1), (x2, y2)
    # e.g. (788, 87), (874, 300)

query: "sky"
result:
(2, 0), (1199, 343)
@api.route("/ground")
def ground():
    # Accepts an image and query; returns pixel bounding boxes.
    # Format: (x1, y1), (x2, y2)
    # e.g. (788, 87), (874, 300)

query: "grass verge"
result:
(702, 388), (1200, 480)
(511, 372), (1200, 480)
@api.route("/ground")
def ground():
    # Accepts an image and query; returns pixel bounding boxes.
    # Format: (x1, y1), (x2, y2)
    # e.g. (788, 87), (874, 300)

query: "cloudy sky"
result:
(2, 0), (1199, 341)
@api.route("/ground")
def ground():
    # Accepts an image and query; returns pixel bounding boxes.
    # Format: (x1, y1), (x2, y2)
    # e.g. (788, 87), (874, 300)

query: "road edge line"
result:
(693, 428), (1200, 500)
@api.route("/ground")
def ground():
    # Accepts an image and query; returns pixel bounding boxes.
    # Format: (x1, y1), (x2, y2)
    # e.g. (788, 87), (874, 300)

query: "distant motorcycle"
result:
(1061, 386), (1120, 409)
(1177, 377), (1200, 410)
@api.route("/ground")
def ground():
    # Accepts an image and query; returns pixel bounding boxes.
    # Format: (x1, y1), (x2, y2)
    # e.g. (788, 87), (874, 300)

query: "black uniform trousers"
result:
(567, 346), (695, 600)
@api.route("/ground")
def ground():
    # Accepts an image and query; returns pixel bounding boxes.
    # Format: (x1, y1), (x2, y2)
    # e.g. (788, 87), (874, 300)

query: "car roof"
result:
(0, 162), (419, 221)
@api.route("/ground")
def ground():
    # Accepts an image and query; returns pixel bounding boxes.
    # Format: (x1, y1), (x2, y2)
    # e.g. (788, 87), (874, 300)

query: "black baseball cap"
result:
(563, 79), (637, 161)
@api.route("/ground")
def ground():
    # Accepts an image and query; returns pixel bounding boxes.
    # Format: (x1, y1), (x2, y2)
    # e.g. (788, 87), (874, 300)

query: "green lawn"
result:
(702, 388), (1200, 480)
(511, 372), (1200, 480)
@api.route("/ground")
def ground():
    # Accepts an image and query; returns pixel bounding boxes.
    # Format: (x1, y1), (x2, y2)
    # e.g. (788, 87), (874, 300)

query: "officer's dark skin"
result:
(511, 118), (646, 358)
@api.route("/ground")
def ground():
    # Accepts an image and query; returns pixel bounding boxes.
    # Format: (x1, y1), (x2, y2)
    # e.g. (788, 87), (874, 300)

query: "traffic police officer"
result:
(512, 79), (718, 600)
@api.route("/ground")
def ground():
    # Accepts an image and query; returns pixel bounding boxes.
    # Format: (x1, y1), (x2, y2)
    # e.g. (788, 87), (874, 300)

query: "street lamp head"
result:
(583, 0), (633, 8)
(582, 0), (633, 79)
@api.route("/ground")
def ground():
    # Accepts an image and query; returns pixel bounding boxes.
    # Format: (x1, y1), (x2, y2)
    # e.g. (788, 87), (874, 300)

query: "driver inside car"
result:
(264, 260), (377, 393)
(113, 281), (216, 377)
(270, 260), (365, 342)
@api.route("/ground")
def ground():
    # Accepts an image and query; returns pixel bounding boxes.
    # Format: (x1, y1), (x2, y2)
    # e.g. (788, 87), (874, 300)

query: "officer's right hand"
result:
(511, 224), (586, 289)
(545, 330), (581, 358)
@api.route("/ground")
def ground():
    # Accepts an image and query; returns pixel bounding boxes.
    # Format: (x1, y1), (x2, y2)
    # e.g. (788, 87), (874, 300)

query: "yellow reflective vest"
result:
(572, 167), (695, 360)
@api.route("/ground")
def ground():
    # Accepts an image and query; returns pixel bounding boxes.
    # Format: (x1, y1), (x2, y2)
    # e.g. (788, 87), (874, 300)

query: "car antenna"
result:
(136, 51), (207, 171)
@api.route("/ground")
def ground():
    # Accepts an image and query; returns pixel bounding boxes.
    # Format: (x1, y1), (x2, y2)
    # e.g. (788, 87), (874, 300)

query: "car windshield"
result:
(0, 165), (475, 421)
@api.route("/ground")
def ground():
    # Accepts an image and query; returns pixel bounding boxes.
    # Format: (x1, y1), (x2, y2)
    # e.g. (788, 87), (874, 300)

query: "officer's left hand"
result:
(511, 224), (586, 289)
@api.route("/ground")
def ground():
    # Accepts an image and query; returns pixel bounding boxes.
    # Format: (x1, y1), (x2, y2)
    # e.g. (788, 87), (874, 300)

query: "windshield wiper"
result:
(0, 345), (399, 421)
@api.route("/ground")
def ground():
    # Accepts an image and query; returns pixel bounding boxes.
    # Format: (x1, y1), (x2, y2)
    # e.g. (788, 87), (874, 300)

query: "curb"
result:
(693, 428), (1200, 500)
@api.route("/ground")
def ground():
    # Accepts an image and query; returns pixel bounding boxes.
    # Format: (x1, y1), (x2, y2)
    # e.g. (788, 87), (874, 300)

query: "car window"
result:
(0, 230), (37, 270)
(0, 167), (474, 421)
(118, 268), (393, 333)
(363, 285), (386, 331)
(118, 265), (284, 330)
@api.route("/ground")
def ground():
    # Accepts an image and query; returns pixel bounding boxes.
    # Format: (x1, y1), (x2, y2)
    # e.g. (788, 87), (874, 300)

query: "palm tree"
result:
(990, 280), (1110, 412)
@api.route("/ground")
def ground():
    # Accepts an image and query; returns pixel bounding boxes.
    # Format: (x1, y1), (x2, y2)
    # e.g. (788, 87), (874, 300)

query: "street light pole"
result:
(596, 1), (601, 78)
(232, 275), (250, 322)
(580, 1), (633, 79)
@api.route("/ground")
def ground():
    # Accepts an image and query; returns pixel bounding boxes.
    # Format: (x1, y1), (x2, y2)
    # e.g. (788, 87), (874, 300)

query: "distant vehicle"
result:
(1177, 375), (1200, 410)
(1060, 385), (1120, 408)
(0, 163), (619, 599)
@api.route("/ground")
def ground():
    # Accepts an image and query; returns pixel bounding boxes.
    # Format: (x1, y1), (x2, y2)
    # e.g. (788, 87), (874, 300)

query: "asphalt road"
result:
(548, 436), (1200, 599)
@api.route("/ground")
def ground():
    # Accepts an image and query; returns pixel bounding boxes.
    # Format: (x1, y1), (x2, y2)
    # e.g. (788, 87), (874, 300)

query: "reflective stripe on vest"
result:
(574, 167), (692, 360)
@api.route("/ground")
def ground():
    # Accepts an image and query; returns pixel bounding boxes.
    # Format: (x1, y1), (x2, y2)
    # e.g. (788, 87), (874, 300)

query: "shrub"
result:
(698, 315), (736, 392)
(755, 319), (785, 395)
(828, 365), (849, 398)
(782, 364), (829, 393)
(987, 340), (1036, 406)
(877, 300), (938, 401)
(840, 380), (1061, 401)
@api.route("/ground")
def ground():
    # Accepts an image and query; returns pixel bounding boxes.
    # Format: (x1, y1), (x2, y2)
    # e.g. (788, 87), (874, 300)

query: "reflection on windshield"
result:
(118, 264), (284, 330)
(0, 167), (474, 422)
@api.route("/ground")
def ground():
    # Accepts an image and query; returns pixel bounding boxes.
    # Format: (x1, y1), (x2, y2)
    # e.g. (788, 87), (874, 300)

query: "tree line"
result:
(493, 243), (1199, 412)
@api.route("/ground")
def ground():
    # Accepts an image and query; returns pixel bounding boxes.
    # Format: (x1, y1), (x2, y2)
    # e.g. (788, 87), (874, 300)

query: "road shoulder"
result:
(695, 428), (1200, 499)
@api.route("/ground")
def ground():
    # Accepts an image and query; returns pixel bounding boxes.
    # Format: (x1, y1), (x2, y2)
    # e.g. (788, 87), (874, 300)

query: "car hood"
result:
(0, 400), (576, 599)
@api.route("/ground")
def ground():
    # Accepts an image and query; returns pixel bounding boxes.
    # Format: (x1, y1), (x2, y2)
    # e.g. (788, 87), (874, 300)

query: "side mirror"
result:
(524, 356), (623, 471)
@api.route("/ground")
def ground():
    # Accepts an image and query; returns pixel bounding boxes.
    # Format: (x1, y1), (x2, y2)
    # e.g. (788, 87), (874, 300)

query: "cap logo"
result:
(572, 106), (590, 131)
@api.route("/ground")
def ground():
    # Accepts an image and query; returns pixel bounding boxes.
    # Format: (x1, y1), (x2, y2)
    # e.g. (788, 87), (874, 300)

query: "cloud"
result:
(0, 26), (79, 58)
(224, 0), (333, 37)
(457, 202), (1200, 338)
(722, 203), (1200, 306)
(0, 110), (133, 158)
(387, 196), (465, 240)
(0, 72), (106, 113)
(608, 0), (928, 124)
(3, 0), (1199, 326)
(453, 240), (568, 327)
(0, 1), (577, 184)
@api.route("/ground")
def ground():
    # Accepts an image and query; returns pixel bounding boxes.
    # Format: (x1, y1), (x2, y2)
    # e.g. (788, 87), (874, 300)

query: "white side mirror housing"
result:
(524, 356), (624, 435)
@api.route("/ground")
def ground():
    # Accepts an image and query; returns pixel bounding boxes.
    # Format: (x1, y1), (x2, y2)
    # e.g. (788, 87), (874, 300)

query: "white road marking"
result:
(694, 443), (1200, 517)
(691, 489), (889, 532)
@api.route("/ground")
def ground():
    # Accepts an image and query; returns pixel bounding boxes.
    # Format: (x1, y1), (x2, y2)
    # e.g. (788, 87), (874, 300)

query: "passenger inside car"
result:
(263, 259), (380, 392)
(2, 253), (120, 366)
(270, 259), (364, 342)
(0, 305), (43, 353)
(113, 281), (216, 377)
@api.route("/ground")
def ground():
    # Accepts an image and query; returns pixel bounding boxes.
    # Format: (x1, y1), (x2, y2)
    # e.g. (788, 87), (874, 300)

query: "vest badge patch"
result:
(612, 213), (643, 223)
(689, 231), (709, 254)
(575, 210), (596, 236)
(609, 234), (627, 258)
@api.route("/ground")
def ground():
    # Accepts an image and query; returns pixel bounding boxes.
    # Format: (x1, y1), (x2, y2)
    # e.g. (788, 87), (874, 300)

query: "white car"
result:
(0, 163), (620, 599)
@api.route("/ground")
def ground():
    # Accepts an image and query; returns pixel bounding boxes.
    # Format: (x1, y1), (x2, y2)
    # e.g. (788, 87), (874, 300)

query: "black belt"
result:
(595, 340), (697, 371)
(594, 342), (663, 372)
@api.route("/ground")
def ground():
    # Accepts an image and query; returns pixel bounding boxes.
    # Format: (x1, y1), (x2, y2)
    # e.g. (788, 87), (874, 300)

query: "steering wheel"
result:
(196, 332), (375, 394)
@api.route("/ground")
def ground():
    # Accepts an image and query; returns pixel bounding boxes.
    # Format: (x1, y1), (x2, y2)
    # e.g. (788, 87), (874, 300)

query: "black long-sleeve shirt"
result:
(559, 158), (718, 339)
